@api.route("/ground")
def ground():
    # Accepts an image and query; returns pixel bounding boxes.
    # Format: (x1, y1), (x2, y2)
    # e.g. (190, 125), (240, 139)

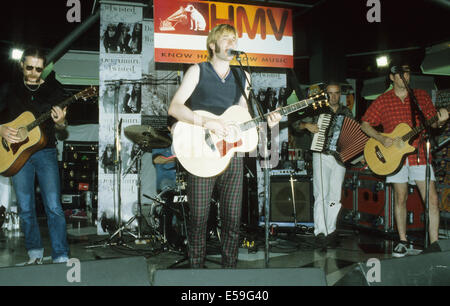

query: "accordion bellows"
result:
(311, 114), (369, 164)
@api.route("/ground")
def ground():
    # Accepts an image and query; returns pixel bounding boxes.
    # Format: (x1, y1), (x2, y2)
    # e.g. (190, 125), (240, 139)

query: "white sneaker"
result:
(26, 257), (43, 265)
(392, 242), (408, 257)
(53, 256), (69, 264)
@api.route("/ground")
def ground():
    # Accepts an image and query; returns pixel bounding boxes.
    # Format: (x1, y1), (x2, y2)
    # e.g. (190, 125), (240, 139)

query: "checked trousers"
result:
(186, 156), (243, 268)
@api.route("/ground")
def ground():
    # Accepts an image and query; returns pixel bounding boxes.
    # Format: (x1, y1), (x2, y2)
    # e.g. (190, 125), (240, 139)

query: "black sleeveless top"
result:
(189, 62), (246, 115)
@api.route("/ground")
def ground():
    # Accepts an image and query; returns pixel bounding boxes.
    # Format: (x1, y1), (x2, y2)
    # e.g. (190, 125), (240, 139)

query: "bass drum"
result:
(145, 186), (221, 250)
(160, 187), (189, 250)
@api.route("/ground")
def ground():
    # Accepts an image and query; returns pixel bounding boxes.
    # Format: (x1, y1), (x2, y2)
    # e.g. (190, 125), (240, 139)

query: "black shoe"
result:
(325, 231), (340, 248)
(314, 233), (327, 249)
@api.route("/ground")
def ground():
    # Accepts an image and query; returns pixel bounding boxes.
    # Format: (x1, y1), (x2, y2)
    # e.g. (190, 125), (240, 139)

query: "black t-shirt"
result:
(0, 73), (69, 148)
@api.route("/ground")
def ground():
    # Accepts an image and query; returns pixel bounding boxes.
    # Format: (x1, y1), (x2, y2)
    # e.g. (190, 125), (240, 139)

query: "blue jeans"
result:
(12, 148), (69, 260)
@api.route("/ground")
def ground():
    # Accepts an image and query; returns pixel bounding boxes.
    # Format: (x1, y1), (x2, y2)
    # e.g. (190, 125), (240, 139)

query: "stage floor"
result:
(0, 217), (449, 286)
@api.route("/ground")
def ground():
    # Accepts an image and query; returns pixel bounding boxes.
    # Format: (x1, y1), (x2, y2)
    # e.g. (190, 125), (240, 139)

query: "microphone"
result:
(390, 65), (411, 74)
(227, 49), (246, 56)
(118, 118), (123, 134)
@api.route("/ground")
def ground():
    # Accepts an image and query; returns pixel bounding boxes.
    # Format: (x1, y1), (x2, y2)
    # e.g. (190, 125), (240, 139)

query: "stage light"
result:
(11, 49), (24, 61)
(376, 55), (388, 67)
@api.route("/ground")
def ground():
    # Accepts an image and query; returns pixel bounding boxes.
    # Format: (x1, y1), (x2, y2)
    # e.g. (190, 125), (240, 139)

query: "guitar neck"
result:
(403, 106), (449, 142)
(26, 96), (75, 131)
(239, 97), (316, 131)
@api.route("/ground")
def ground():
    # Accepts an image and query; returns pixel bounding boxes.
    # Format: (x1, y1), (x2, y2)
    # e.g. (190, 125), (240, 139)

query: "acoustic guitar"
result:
(0, 86), (98, 177)
(364, 108), (448, 176)
(172, 92), (328, 177)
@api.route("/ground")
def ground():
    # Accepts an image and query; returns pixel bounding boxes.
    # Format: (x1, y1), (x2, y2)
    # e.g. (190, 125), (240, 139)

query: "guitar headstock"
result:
(310, 91), (329, 110)
(75, 86), (99, 101)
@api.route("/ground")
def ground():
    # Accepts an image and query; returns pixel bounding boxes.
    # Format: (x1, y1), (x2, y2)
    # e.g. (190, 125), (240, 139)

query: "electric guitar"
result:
(172, 92), (328, 177)
(0, 86), (98, 177)
(364, 108), (448, 176)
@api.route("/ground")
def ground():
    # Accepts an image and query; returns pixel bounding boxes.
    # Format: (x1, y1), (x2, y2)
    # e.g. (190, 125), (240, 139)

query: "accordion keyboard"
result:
(311, 113), (332, 152)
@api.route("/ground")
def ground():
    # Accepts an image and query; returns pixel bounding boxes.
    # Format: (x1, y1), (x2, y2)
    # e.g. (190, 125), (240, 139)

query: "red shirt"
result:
(362, 88), (437, 166)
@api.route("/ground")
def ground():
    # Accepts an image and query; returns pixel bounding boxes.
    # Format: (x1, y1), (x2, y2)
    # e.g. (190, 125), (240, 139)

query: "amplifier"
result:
(61, 194), (82, 209)
(270, 169), (307, 176)
(267, 175), (313, 226)
(63, 141), (98, 163)
(62, 141), (98, 193)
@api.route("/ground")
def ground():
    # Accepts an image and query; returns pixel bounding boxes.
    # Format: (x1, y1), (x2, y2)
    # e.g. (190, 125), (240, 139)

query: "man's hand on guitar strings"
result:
(51, 106), (67, 125)
(380, 135), (394, 148)
(267, 110), (282, 129)
(0, 125), (20, 143)
(203, 118), (228, 138)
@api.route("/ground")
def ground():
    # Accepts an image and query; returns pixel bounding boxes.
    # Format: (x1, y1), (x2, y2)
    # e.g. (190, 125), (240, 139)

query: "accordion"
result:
(311, 113), (369, 164)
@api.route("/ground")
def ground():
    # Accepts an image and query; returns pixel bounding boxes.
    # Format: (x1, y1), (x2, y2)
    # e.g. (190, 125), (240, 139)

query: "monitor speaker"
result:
(153, 267), (327, 286)
(270, 177), (312, 223)
(335, 251), (450, 286)
(0, 256), (150, 286)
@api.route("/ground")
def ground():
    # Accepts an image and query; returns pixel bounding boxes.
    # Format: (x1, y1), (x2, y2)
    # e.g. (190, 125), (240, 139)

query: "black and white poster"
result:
(98, 1), (181, 235)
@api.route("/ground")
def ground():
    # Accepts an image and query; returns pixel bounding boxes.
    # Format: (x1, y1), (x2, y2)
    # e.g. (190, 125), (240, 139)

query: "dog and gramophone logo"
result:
(158, 2), (209, 34)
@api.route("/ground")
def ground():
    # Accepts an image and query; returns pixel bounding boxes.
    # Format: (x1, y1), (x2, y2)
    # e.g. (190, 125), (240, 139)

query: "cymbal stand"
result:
(120, 147), (148, 242)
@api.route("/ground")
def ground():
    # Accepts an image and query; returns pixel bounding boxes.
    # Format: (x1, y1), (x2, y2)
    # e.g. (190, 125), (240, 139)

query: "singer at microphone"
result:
(227, 49), (246, 56)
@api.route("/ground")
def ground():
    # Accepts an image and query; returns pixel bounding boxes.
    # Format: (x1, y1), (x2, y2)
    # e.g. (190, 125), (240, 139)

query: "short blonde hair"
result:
(206, 24), (237, 60)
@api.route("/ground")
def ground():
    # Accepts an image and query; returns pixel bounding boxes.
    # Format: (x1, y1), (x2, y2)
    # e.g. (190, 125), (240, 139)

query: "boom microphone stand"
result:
(86, 80), (126, 249)
(233, 53), (272, 267)
(398, 70), (433, 248)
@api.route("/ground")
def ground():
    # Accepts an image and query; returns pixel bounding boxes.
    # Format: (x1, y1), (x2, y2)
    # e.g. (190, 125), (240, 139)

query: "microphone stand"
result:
(234, 54), (271, 267)
(86, 80), (126, 249)
(398, 73), (433, 248)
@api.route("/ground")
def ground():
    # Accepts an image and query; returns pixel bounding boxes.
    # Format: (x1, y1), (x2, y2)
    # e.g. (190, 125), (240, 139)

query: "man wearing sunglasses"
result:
(0, 48), (70, 265)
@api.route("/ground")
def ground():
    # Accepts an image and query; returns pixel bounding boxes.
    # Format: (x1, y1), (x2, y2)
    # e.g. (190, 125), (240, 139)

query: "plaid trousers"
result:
(186, 156), (243, 268)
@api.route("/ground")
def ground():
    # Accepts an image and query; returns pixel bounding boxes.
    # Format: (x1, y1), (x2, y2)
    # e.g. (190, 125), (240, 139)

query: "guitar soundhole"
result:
(375, 146), (386, 163)
(1, 138), (9, 152)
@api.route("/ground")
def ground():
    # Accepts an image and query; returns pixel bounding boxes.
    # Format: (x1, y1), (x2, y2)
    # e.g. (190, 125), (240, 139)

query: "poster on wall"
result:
(99, 1), (145, 235)
(250, 73), (288, 222)
(99, 2), (182, 235)
(153, 0), (293, 68)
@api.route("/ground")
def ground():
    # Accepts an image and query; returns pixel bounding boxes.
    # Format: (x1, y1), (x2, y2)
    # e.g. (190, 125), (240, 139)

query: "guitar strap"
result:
(230, 67), (256, 118)
(409, 90), (418, 128)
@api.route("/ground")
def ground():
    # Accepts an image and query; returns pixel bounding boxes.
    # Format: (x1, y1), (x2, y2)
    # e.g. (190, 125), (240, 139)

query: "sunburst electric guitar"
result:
(364, 107), (448, 176)
(0, 86), (98, 177)
(172, 92), (328, 177)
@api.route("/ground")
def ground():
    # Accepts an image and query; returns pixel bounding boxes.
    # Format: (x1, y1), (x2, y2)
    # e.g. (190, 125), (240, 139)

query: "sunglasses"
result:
(25, 65), (44, 73)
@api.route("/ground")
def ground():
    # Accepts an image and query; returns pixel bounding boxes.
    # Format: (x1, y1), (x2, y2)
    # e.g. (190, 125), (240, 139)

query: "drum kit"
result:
(118, 124), (220, 251)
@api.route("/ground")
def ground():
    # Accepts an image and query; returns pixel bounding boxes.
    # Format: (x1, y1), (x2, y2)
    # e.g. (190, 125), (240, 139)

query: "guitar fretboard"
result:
(402, 115), (439, 142)
(238, 97), (318, 132)
(26, 96), (75, 131)
(24, 87), (97, 131)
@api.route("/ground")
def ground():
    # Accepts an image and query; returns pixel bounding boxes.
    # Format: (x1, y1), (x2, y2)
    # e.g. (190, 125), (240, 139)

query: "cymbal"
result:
(124, 125), (171, 149)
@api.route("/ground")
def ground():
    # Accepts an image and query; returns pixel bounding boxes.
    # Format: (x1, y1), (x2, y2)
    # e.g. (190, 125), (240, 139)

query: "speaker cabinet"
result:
(0, 256), (150, 286)
(270, 176), (313, 223)
(335, 251), (450, 286)
(153, 268), (326, 286)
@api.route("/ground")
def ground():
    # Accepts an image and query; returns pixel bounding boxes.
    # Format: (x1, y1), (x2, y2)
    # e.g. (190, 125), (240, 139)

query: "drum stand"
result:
(118, 147), (150, 243)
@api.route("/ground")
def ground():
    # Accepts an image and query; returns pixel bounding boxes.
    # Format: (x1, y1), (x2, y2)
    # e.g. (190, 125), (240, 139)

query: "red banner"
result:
(154, 0), (293, 68)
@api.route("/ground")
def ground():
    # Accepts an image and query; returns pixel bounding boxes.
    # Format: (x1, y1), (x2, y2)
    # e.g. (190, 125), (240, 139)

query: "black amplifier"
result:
(61, 141), (98, 193)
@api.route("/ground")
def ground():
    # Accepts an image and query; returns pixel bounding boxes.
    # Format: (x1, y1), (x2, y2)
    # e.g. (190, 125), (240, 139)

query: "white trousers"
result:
(312, 153), (346, 236)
